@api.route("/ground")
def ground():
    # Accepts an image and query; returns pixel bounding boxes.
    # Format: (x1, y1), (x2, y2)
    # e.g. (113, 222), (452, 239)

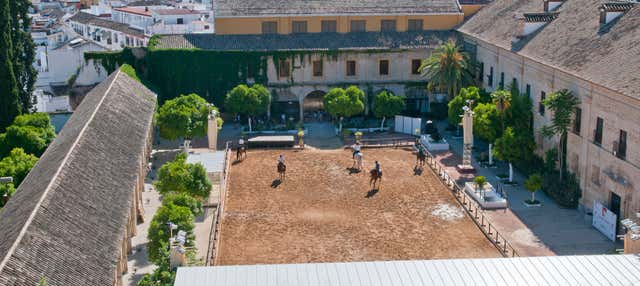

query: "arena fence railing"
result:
(417, 144), (519, 258)
(206, 141), (232, 265)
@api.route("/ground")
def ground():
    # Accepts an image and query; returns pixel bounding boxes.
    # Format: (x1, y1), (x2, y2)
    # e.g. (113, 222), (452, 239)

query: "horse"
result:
(369, 168), (382, 189)
(236, 145), (247, 161)
(416, 149), (426, 167)
(353, 151), (363, 171)
(277, 162), (287, 181)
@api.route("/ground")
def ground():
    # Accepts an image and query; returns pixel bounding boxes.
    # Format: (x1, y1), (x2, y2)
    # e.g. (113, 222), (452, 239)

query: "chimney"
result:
(599, 2), (635, 25)
(543, 0), (549, 12)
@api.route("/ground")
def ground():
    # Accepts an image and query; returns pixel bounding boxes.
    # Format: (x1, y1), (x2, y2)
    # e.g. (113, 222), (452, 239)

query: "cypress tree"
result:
(0, 0), (21, 131)
(10, 0), (36, 112)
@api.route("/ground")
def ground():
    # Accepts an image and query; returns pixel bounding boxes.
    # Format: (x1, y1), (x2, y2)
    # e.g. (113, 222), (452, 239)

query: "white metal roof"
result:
(174, 255), (640, 286)
(187, 151), (225, 173)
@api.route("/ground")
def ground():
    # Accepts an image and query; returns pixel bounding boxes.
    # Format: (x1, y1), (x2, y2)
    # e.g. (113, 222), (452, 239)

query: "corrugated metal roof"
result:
(174, 255), (640, 286)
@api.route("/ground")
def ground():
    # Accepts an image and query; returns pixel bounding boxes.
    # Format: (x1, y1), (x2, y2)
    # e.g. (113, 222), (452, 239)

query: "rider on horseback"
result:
(374, 160), (382, 176)
(277, 154), (285, 165)
(352, 142), (361, 158)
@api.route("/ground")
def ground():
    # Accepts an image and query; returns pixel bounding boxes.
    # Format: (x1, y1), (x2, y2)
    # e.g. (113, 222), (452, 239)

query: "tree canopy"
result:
(541, 89), (580, 178)
(419, 40), (475, 99)
(224, 84), (271, 117)
(372, 91), (405, 128)
(473, 102), (501, 143)
(0, 112), (55, 157)
(323, 86), (365, 119)
(154, 153), (212, 200)
(0, 0), (20, 132)
(147, 202), (195, 264)
(0, 147), (37, 207)
(162, 192), (203, 217)
(156, 93), (213, 140)
(447, 86), (482, 125)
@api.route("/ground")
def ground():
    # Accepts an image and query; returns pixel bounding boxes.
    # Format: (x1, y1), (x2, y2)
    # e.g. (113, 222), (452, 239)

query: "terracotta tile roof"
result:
(69, 12), (146, 36)
(114, 6), (153, 16)
(214, 0), (462, 17)
(0, 70), (156, 285)
(458, 0), (640, 99)
(153, 8), (200, 15)
(155, 31), (455, 51)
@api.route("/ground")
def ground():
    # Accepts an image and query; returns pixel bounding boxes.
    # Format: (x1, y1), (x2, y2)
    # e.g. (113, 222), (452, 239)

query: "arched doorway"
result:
(303, 90), (326, 122)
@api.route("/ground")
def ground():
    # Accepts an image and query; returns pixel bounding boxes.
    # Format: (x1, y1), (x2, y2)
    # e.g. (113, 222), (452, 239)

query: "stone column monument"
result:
(457, 103), (475, 173)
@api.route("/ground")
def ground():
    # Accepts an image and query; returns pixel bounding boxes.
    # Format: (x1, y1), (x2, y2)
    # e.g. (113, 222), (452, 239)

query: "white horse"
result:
(353, 151), (363, 171)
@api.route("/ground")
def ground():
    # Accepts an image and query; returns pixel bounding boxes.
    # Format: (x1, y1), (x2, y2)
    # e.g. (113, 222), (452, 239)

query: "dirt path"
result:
(217, 148), (500, 265)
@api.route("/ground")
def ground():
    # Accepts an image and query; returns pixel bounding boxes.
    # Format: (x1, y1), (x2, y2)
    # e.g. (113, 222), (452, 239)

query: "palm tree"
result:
(489, 89), (511, 165)
(419, 40), (475, 99)
(541, 89), (580, 182)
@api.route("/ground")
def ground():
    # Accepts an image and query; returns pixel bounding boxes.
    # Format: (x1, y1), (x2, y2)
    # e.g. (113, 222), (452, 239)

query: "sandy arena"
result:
(216, 148), (500, 265)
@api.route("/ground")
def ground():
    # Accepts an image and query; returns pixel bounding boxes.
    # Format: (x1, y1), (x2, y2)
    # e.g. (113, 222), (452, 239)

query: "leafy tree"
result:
(155, 153), (212, 200)
(0, 0), (20, 132)
(147, 202), (195, 264)
(372, 91), (405, 130)
(419, 40), (475, 99)
(447, 86), (481, 126)
(162, 192), (203, 217)
(541, 89), (579, 182)
(506, 84), (533, 133)
(0, 148), (38, 186)
(473, 103), (500, 143)
(493, 127), (518, 183)
(137, 250), (176, 286)
(0, 113), (56, 157)
(224, 84), (270, 132)
(524, 173), (543, 204)
(491, 89), (512, 132)
(157, 94), (212, 140)
(323, 86), (365, 131)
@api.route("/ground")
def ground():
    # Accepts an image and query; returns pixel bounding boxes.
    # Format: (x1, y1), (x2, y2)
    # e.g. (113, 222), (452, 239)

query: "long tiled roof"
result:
(155, 31), (455, 51)
(0, 70), (156, 285)
(214, 0), (462, 17)
(69, 12), (146, 36)
(458, 0), (640, 100)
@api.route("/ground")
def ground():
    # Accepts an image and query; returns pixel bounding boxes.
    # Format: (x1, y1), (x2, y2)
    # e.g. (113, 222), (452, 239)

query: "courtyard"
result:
(215, 148), (500, 265)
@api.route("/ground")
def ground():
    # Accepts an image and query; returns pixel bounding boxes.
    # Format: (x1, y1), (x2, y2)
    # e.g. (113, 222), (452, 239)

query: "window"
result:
(539, 92), (546, 115)
(381, 20), (396, 32)
(617, 130), (627, 159)
(350, 20), (366, 32)
(204, 25), (210, 30)
(346, 60), (356, 76)
(312, 60), (323, 77)
(499, 72), (505, 89)
(379, 60), (389, 75)
(262, 21), (278, 34)
(573, 107), (581, 135)
(411, 59), (421, 75)
(278, 60), (290, 78)
(321, 20), (337, 33)
(526, 84), (531, 97)
(594, 117), (603, 145)
(407, 19), (423, 31)
(478, 62), (484, 82)
(488, 67), (494, 87)
(177, 18), (184, 24)
(292, 21), (308, 33)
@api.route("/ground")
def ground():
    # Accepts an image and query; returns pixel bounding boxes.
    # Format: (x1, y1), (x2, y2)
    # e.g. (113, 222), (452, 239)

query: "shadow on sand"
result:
(365, 188), (379, 198)
(271, 179), (282, 188)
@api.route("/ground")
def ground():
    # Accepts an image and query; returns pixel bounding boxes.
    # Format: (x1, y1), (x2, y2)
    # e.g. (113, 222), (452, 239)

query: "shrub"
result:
(147, 202), (195, 264)
(155, 153), (212, 200)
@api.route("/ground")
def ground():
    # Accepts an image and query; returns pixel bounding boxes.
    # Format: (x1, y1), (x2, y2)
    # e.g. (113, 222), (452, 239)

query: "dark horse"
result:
(369, 169), (382, 189)
(236, 145), (247, 161)
(277, 162), (287, 181)
(416, 149), (426, 167)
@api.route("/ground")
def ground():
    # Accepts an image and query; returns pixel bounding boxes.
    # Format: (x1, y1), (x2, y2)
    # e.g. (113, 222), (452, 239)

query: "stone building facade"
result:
(458, 0), (639, 220)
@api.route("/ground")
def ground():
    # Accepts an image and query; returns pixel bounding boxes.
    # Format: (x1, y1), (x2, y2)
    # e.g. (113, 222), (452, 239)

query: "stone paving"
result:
(436, 121), (621, 256)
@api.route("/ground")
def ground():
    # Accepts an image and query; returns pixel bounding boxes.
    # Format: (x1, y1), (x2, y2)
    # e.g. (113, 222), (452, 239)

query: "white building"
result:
(68, 12), (149, 50)
(148, 8), (212, 34)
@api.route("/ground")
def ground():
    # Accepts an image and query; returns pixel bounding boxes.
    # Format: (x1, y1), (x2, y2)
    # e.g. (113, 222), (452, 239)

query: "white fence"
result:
(394, 115), (422, 135)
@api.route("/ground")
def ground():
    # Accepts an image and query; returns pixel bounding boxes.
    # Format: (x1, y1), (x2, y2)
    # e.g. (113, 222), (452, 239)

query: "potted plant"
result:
(474, 176), (487, 195)
(297, 130), (305, 149)
(524, 173), (543, 207)
(354, 131), (363, 143)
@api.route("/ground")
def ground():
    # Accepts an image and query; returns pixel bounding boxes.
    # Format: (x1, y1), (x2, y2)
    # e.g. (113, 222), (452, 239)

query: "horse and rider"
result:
(277, 154), (286, 180)
(351, 142), (363, 171)
(236, 138), (247, 161)
(416, 147), (426, 167)
(369, 160), (382, 188)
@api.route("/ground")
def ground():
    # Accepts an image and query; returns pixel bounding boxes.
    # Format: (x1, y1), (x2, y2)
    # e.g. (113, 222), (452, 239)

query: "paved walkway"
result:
(303, 122), (343, 149)
(434, 121), (619, 256)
